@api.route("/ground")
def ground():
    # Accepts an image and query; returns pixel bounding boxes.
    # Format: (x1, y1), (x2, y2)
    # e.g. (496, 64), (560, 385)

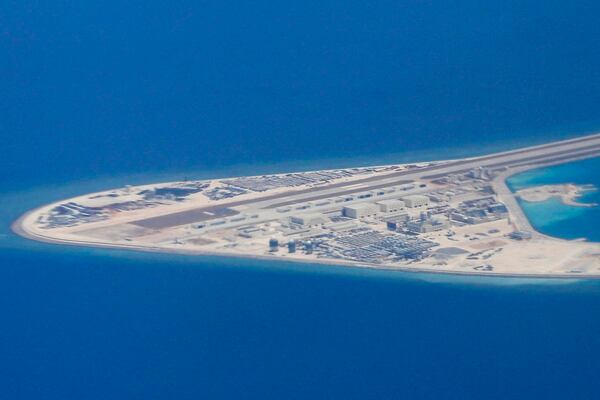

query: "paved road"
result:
(492, 173), (536, 233)
(130, 134), (600, 229)
(133, 204), (239, 230)
(423, 143), (600, 179)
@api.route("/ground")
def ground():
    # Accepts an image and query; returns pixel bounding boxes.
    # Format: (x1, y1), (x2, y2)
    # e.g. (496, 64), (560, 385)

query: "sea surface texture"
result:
(2, 1), (600, 399)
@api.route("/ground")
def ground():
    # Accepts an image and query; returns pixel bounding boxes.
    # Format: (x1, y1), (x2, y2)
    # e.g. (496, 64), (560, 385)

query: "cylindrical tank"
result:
(287, 240), (296, 253)
(304, 240), (313, 254)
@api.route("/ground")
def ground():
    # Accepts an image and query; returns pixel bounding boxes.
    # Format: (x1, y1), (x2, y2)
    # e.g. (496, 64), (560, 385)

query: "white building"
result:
(375, 199), (405, 213)
(290, 213), (328, 226)
(402, 194), (430, 208)
(342, 203), (379, 218)
(406, 217), (450, 233)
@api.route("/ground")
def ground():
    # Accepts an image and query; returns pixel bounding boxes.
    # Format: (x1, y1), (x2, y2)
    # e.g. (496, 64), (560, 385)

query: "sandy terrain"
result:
(517, 184), (598, 207)
(12, 133), (600, 279)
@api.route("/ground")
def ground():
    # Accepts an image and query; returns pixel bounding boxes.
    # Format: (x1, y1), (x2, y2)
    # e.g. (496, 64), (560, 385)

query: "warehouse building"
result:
(402, 194), (430, 208)
(406, 217), (450, 233)
(343, 203), (379, 218)
(375, 199), (405, 213)
(290, 213), (328, 227)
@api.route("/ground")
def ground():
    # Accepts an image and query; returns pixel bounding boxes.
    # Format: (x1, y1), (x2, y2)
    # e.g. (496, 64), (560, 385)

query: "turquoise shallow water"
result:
(507, 157), (600, 242)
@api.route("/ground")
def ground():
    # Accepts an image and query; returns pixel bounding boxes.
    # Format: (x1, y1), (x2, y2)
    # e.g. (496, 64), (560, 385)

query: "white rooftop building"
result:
(343, 203), (379, 218)
(406, 216), (450, 233)
(375, 199), (405, 213)
(290, 213), (328, 227)
(402, 194), (430, 208)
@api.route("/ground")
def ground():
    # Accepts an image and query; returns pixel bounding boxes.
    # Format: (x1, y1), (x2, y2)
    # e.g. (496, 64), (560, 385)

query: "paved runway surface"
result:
(130, 134), (600, 229)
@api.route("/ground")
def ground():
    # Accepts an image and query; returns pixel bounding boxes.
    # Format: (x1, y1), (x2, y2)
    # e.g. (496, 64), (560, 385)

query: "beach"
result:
(14, 136), (600, 279)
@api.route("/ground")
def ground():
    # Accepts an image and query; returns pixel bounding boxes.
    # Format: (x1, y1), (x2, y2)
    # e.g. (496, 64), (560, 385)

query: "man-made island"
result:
(516, 184), (598, 207)
(13, 134), (600, 278)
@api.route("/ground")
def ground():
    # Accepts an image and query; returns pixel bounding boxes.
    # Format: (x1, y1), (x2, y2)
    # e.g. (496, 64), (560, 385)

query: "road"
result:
(132, 133), (600, 229)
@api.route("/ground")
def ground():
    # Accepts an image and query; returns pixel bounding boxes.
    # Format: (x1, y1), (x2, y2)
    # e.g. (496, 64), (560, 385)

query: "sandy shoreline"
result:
(516, 183), (598, 207)
(11, 172), (599, 280)
(11, 133), (600, 280)
(10, 214), (595, 280)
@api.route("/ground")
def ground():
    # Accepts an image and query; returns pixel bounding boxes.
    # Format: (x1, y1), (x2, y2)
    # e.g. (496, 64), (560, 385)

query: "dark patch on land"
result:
(128, 135), (600, 230)
(131, 206), (238, 229)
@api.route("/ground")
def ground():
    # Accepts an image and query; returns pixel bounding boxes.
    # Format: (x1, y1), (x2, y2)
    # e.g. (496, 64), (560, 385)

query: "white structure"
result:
(375, 199), (405, 213)
(406, 217), (450, 233)
(402, 194), (430, 208)
(343, 203), (379, 218)
(290, 213), (328, 227)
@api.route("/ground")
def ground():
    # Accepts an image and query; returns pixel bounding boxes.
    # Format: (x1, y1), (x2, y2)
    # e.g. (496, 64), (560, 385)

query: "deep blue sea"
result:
(2, 2), (600, 399)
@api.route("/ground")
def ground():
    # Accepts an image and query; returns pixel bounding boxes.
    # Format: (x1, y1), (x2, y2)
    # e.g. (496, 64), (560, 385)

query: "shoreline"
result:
(9, 212), (596, 280)
(11, 144), (600, 280)
(515, 183), (598, 208)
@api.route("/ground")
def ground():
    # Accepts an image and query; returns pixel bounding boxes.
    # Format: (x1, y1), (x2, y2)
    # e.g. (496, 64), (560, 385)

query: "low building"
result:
(402, 194), (430, 208)
(488, 203), (508, 215)
(509, 231), (532, 240)
(406, 217), (450, 233)
(450, 211), (494, 225)
(376, 199), (405, 213)
(290, 213), (328, 227)
(387, 221), (399, 231)
(342, 203), (379, 218)
(356, 191), (375, 199)
(382, 212), (410, 223)
(427, 194), (447, 203)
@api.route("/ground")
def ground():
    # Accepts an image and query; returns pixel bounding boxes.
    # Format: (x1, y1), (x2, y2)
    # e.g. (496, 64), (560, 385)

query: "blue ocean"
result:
(2, 2), (600, 399)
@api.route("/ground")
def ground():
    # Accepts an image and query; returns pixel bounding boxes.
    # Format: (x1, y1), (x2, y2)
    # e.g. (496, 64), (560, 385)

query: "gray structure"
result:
(375, 199), (405, 213)
(343, 203), (379, 218)
(406, 217), (450, 233)
(290, 213), (328, 227)
(402, 195), (430, 208)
